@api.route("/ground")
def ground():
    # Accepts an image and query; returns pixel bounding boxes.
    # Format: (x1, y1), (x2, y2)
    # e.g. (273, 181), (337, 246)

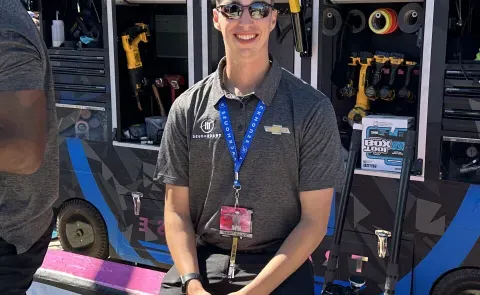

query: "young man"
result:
(0, 0), (59, 294)
(154, 0), (344, 294)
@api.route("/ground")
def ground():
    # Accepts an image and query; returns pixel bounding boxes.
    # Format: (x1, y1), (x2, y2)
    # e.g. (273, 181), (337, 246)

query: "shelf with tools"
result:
(318, 1), (428, 180)
(111, 2), (189, 148)
(439, 0), (480, 184)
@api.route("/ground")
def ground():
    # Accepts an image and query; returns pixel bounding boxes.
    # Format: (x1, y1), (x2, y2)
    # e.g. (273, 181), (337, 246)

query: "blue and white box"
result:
(361, 115), (415, 173)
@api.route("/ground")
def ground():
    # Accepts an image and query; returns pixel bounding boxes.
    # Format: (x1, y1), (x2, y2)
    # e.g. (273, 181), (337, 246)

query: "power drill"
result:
(365, 51), (390, 101)
(348, 51), (374, 127)
(379, 52), (405, 102)
(121, 23), (150, 111)
(397, 61), (417, 103)
(339, 55), (360, 99)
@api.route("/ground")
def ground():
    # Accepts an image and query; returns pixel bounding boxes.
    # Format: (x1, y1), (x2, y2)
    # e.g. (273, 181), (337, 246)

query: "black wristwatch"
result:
(181, 273), (202, 294)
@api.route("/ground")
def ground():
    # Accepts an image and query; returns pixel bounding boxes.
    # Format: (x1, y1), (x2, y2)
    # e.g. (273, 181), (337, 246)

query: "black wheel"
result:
(431, 268), (480, 295)
(56, 199), (109, 259)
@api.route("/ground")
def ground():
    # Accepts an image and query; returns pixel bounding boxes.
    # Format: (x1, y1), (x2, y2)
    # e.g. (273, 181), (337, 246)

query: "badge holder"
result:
(322, 123), (366, 295)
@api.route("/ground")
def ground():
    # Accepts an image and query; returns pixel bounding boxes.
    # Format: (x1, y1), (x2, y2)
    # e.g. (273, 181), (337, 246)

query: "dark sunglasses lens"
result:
(222, 4), (243, 19)
(249, 3), (270, 19)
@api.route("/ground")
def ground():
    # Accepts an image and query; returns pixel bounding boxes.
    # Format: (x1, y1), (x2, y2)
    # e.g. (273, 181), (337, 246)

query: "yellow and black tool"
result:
(365, 51), (390, 101)
(121, 23), (150, 111)
(339, 55), (360, 99)
(398, 61), (417, 103)
(348, 51), (374, 127)
(289, 0), (310, 57)
(379, 53), (405, 102)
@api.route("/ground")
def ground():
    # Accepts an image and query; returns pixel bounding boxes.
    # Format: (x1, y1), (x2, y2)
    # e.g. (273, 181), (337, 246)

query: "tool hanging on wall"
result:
(289, 0), (311, 57)
(348, 9), (366, 34)
(398, 61), (418, 103)
(368, 8), (398, 35)
(339, 56), (360, 99)
(398, 3), (424, 34)
(365, 51), (390, 101)
(121, 23), (150, 111)
(379, 53), (405, 101)
(322, 7), (343, 36)
(348, 52), (374, 127)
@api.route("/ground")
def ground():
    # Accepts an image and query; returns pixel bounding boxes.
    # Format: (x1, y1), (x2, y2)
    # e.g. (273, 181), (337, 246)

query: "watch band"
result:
(181, 273), (202, 294)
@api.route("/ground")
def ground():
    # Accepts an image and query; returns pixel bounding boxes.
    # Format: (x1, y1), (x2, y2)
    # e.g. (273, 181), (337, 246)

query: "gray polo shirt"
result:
(0, 0), (58, 254)
(154, 56), (344, 251)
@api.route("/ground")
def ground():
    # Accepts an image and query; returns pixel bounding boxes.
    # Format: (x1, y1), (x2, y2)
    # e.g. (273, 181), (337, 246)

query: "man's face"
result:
(213, 0), (277, 60)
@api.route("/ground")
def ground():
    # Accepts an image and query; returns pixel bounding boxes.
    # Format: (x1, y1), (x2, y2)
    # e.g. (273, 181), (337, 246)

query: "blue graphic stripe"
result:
(327, 190), (336, 236)
(389, 184), (480, 295)
(138, 240), (170, 253)
(66, 138), (151, 265)
(143, 249), (174, 265)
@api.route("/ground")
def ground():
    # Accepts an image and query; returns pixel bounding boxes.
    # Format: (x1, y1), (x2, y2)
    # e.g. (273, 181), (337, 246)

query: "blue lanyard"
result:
(219, 97), (266, 194)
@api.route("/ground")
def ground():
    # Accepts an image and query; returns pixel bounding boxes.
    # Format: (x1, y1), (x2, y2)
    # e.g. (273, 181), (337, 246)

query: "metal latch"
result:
(375, 230), (391, 258)
(132, 192), (143, 216)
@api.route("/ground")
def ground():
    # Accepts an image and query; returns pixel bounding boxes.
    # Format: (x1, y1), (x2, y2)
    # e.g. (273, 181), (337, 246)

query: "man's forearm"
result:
(164, 210), (200, 276)
(0, 138), (44, 174)
(242, 219), (327, 295)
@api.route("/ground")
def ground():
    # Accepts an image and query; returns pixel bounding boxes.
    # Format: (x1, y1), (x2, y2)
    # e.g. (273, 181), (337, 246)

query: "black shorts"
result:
(0, 216), (54, 295)
(160, 242), (315, 295)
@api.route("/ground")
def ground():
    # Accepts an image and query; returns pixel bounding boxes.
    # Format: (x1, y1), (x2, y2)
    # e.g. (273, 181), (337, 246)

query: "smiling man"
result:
(154, 1), (344, 294)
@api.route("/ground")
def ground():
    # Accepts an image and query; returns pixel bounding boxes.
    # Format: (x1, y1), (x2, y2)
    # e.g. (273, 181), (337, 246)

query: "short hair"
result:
(213, 0), (274, 7)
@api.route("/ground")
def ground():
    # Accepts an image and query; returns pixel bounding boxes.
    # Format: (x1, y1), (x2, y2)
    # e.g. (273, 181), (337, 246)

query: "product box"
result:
(361, 115), (415, 173)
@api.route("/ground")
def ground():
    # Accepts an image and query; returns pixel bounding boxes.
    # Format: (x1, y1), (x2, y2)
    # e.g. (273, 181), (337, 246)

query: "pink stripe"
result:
(41, 250), (165, 294)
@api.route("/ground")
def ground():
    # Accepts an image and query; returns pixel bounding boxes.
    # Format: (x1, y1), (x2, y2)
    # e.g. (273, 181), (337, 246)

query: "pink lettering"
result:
(351, 255), (368, 273)
(139, 217), (148, 232)
(157, 220), (165, 236)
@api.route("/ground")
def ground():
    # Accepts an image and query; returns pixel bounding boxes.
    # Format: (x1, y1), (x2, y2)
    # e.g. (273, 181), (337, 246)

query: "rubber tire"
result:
(56, 199), (109, 259)
(431, 268), (480, 295)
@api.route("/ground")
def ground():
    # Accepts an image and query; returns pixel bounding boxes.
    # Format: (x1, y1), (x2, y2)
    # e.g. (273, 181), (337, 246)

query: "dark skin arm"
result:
(0, 90), (47, 174)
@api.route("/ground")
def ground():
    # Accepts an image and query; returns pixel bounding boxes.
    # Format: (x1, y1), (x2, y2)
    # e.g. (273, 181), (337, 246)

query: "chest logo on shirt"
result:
(264, 125), (290, 135)
(193, 118), (222, 139)
(201, 119), (215, 134)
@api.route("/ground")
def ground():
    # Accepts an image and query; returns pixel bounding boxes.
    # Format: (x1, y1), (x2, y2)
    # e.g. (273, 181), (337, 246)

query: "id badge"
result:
(219, 206), (253, 238)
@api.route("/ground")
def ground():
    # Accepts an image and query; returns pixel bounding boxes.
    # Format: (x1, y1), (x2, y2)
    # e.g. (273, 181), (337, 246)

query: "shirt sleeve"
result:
(299, 98), (346, 192)
(0, 30), (44, 92)
(153, 98), (190, 186)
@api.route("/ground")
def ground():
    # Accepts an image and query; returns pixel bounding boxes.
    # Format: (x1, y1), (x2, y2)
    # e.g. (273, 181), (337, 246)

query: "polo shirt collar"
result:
(210, 55), (282, 106)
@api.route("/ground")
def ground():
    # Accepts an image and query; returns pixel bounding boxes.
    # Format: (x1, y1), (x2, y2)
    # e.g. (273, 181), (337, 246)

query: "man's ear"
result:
(213, 9), (221, 31)
(269, 10), (278, 32)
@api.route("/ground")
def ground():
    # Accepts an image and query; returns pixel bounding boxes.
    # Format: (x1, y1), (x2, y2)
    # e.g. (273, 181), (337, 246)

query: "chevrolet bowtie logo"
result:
(264, 125), (290, 135)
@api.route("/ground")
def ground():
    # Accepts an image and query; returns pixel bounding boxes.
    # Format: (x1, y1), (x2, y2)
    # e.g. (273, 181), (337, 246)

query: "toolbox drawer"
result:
(49, 50), (109, 105)
(444, 96), (480, 111)
(442, 118), (480, 133)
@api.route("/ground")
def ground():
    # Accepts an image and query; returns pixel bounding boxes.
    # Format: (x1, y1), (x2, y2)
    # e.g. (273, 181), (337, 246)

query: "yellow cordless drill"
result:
(348, 51), (374, 127)
(121, 23), (150, 111)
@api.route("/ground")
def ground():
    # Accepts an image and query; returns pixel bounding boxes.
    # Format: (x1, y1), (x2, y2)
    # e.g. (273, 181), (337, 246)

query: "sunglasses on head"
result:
(216, 2), (275, 20)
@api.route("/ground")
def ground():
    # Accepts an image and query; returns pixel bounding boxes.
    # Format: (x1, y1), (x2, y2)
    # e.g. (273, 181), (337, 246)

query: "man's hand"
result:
(187, 280), (211, 295)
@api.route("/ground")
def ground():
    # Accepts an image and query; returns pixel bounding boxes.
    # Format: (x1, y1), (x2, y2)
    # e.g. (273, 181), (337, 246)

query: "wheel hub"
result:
(65, 219), (95, 249)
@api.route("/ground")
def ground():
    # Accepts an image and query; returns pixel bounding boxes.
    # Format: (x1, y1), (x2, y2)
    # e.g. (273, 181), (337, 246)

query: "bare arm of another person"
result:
(0, 30), (47, 174)
(0, 91), (46, 174)
(164, 184), (210, 294)
(237, 99), (345, 295)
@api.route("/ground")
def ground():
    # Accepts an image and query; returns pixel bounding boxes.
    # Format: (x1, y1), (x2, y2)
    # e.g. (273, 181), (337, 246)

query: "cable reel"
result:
(368, 8), (398, 35)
